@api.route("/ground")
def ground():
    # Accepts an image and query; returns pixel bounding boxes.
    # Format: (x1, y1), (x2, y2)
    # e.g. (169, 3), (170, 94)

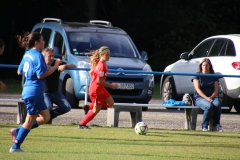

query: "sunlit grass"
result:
(0, 124), (240, 160)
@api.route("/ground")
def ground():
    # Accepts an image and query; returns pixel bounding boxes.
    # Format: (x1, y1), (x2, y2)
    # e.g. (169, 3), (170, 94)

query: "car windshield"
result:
(67, 32), (137, 58)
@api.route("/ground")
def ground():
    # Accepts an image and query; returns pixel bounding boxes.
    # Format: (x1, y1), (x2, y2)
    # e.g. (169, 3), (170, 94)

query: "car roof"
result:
(34, 18), (127, 34)
(206, 34), (240, 39)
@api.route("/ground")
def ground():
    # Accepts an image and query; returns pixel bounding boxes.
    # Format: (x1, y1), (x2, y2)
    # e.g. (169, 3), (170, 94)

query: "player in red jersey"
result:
(78, 46), (118, 129)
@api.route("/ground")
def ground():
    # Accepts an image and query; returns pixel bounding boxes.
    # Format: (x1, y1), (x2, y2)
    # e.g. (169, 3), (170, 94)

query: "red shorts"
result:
(89, 88), (110, 107)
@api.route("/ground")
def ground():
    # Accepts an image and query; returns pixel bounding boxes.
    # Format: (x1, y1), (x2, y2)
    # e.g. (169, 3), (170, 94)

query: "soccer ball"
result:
(134, 122), (148, 135)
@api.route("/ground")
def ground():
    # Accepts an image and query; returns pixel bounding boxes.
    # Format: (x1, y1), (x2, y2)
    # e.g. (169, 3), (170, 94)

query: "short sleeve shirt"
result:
(89, 61), (108, 93)
(192, 72), (219, 100)
(18, 49), (47, 97)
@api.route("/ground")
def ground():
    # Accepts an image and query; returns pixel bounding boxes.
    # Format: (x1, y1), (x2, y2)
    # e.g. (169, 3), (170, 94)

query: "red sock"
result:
(80, 110), (96, 125)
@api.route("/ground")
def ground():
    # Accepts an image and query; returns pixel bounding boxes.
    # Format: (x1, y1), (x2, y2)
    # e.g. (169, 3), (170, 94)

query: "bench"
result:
(0, 98), (26, 124)
(107, 103), (228, 131)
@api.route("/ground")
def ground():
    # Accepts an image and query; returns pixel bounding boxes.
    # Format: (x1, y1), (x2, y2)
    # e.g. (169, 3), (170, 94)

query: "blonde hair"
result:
(90, 46), (109, 68)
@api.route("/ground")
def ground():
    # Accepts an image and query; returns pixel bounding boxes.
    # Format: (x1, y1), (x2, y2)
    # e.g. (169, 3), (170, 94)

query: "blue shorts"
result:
(23, 95), (47, 115)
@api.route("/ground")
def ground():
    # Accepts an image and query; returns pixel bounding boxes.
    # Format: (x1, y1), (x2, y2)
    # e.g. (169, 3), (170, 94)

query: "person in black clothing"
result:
(42, 47), (76, 120)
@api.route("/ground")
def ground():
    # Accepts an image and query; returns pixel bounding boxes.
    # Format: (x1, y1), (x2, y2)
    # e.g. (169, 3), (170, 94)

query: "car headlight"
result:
(143, 64), (154, 87)
(77, 61), (91, 71)
(143, 64), (152, 72)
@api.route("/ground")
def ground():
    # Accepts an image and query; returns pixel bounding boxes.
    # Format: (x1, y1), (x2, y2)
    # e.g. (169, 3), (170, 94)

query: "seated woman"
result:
(192, 58), (222, 132)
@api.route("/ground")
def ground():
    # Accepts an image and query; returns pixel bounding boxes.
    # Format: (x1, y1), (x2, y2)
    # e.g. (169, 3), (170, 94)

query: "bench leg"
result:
(208, 108), (214, 131)
(209, 116), (213, 131)
(107, 108), (120, 127)
(130, 107), (142, 128)
(17, 102), (26, 124)
(185, 108), (198, 130)
(107, 106), (142, 128)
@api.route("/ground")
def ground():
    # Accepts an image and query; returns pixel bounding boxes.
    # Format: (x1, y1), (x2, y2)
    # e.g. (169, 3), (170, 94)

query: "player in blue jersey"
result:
(9, 32), (61, 152)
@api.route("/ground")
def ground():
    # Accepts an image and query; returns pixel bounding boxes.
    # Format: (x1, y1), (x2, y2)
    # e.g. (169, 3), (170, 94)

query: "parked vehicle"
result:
(160, 34), (240, 113)
(31, 18), (154, 111)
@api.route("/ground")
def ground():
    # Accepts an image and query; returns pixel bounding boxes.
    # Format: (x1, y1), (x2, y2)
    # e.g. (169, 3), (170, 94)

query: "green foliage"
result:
(1, 0), (240, 76)
(1, 124), (240, 160)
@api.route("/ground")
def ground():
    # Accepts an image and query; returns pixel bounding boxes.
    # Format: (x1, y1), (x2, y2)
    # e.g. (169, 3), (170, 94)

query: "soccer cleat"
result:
(10, 128), (18, 143)
(78, 124), (91, 130)
(83, 105), (89, 115)
(9, 147), (24, 152)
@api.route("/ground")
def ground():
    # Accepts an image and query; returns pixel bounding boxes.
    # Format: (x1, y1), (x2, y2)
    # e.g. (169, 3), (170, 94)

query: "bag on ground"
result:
(182, 93), (193, 106)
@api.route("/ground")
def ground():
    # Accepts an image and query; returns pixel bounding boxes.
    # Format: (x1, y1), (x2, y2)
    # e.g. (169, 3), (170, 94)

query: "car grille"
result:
(106, 88), (143, 96)
(106, 77), (144, 96)
(106, 77), (143, 82)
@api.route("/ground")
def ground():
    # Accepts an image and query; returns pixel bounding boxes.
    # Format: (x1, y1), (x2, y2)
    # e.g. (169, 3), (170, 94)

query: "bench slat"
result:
(0, 99), (24, 102)
(114, 103), (229, 109)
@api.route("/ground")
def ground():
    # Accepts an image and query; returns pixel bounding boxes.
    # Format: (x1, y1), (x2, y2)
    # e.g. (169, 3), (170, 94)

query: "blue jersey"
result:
(18, 49), (47, 98)
(192, 72), (219, 100)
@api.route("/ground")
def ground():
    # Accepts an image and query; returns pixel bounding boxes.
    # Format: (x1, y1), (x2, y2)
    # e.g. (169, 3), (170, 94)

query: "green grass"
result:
(0, 78), (22, 94)
(0, 124), (240, 160)
(153, 83), (160, 99)
(0, 78), (161, 99)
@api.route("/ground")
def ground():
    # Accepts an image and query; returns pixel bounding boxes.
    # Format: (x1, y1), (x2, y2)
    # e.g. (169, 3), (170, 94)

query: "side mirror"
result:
(140, 51), (148, 61)
(180, 52), (189, 60)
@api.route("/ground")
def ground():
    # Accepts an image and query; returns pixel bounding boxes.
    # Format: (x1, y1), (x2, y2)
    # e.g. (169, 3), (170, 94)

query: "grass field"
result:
(0, 124), (240, 160)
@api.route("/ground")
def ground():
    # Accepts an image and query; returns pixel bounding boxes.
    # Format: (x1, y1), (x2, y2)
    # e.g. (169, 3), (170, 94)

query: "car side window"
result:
(208, 38), (227, 57)
(33, 28), (51, 47)
(192, 39), (215, 58)
(225, 40), (236, 56)
(41, 28), (52, 47)
(53, 32), (67, 59)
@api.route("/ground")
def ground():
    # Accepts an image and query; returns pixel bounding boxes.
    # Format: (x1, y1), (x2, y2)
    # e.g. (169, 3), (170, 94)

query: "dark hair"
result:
(15, 32), (42, 49)
(198, 58), (215, 74)
(0, 39), (4, 47)
(28, 32), (42, 49)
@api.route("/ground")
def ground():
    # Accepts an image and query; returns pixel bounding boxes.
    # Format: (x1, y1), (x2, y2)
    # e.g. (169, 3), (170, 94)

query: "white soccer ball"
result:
(134, 122), (148, 135)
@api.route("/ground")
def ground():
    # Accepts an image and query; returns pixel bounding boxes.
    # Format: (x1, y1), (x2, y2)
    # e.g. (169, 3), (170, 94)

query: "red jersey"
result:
(89, 61), (108, 94)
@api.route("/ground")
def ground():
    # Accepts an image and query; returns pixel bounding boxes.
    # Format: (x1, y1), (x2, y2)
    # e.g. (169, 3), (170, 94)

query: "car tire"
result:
(233, 100), (240, 113)
(65, 78), (79, 108)
(218, 78), (233, 113)
(161, 76), (178, 110)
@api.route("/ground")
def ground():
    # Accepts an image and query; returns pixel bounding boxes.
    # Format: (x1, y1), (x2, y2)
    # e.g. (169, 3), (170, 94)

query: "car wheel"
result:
(218, 78), (233, 113)
(161, 76), (178, 110)
(65, 78), (79, 108)
(233, 100), (240, 113)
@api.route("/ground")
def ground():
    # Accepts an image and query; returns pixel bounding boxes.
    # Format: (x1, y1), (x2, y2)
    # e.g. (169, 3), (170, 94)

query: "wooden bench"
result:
(0, 98), (26, 124)
(107, 103), (228, 131)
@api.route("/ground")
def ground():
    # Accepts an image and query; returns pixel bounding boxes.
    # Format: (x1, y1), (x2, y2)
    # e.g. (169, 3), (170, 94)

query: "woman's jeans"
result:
(195, 97), (221, 129)
(44, 92), (71, 119)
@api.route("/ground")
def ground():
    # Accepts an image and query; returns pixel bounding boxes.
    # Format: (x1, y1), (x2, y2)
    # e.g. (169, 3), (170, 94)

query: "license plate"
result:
(117, 83), (134, 90)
